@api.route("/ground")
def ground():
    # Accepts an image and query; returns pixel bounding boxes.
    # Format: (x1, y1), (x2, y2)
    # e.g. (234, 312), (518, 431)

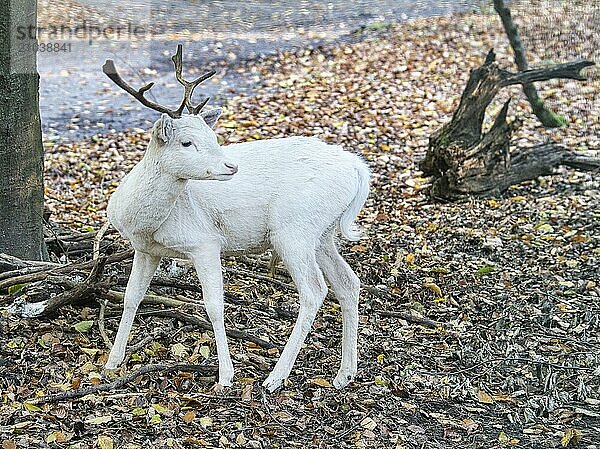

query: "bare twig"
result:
(260, 390), (311, 439)
(101, 291), (280, 350)
(98, 299), (112, 349)
(0, 253), (59, 279)
(0, 249), (133, 291)
(44, 230), (98, 244)
(34, 256), (113, 316)
(93, 224), (112, 348)
(151, 277), (202, 293)
(377, 310), (440, 329)
(102, 289), (200, 309)
(126, 325), (196, 355)
(153, 309), (282, 351)
(32, 363), (218, 404)
(224, 266), (296, 291)
(425, 357), (598, 377)
(93, 222), (111, 261)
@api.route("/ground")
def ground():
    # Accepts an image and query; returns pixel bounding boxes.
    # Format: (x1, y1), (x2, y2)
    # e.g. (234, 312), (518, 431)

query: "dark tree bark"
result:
(420, 50), (597, 200)
(0, 1), (47, 260)
(493, 0), (566, 128)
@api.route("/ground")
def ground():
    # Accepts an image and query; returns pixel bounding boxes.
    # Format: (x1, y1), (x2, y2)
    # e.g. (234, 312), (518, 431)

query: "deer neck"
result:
(111, 148), (188, 237)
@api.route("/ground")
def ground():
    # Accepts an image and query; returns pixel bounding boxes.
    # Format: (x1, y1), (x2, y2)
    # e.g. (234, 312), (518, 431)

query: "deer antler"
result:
(102, 44), (216, 118)
(171, 44), (216, 115)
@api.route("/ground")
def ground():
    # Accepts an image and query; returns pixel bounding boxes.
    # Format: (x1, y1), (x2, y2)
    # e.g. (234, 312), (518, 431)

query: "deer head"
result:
(102, 45), (238, 181)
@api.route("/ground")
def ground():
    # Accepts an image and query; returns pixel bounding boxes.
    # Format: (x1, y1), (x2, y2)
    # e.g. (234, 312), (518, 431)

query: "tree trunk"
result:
(493, 0), (566, 128)
(0, 0), (47, 260)
(420, 50), (597, 200)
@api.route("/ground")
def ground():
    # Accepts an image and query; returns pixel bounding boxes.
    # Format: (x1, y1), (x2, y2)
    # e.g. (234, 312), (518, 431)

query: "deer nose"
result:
(225, 162), (238, 174)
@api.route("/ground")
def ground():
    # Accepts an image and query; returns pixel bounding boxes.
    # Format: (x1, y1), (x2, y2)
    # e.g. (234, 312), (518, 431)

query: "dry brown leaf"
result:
(182, 411), (196, 424)
(477, 389), (494, 404)
(309, 377), (333, 388)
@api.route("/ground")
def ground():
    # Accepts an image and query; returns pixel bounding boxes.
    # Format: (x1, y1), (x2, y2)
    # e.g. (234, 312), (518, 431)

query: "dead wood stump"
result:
(420, 50), (597, 200)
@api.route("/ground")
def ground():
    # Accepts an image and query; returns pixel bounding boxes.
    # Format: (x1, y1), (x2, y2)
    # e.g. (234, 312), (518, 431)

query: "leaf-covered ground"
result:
(2, 3), (599, 448)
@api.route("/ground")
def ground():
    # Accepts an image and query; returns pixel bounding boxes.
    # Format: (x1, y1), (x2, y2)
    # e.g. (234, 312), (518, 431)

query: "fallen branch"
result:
(153, 309), (282, 351)
(150, 278), (297, 322)
(98, 299), (112, 349)
(32, 363), (218, 404)
(151, 275), (300, 321)
(427, 357), (598, 377)
(101, 292), (281, 351)
(376, 310), (440, 329)
(224, 265), (296, 292)
(6, 256), (115, 317)
(126, 325), (196, 355)
(0, 249), (133, 291)
(0, 253), (59, 279)
(102, 289), (200, 309)
(493, 0), (567, 127)
(501, 60), (595, 86)
(151, 276), (202, 293)
(363, 285), (441, 328)
(44, 230), (99, 244)
(93, 222), (111, 260)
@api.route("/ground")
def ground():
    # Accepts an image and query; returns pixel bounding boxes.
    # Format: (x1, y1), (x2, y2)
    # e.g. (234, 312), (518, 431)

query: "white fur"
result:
(105, 112), (370, 391)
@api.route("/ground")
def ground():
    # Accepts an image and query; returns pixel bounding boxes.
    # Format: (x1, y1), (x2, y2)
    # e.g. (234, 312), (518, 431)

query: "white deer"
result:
(102, 46), (370, 391)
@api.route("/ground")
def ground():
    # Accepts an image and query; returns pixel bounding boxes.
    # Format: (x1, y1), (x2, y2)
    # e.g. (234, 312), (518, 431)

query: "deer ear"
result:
(154, 113), (174, 144)
(200, 108), (222, 129)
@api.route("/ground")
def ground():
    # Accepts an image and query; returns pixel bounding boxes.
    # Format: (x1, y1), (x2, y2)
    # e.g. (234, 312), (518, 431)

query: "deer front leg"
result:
(105, 251), (161, 369)
(191, 246), (234, 387)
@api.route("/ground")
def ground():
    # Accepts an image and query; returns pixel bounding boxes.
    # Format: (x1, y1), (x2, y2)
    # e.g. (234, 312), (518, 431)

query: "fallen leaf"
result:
(199, 345), (210, 359)
(199, 416), (213, 428)
(561, 428), (582, 447)
(23, 402), (42, 412)
(241, 383), (253, 401)
(171, 342), (188, 357)
(460, 418), (478, 432)
(476, 264), (496, 276)
(477, 389), (494, 404)
(151, 403), (169, 414)
(309, 377), (333, 388)
(73, 320), (94, 333)
(360, 417), (377, 431)
(85, 415), (112, 425)
(149, 414), (162, 425)
(97, 435), (114, 449)
(182, 411), (196, 424)
(423, 278), (443, 297)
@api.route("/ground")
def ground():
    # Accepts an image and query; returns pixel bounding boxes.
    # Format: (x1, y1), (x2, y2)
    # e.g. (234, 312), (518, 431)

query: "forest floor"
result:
(1, 2), (600, 448)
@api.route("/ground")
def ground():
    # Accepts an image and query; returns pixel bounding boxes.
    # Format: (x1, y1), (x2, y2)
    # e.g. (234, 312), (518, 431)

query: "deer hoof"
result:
(333, 369), (355, 389)
(262, 375), (284, 393)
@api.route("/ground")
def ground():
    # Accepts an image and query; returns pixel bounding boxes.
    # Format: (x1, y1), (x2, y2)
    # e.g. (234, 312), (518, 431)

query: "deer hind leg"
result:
(316, 232), (360, 389)
(190, 246), (234, 387)
(262, 237), (328, 392)
(106, 251), (161, 369)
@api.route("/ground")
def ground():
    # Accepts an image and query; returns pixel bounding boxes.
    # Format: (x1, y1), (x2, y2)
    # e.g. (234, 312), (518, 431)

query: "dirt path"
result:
(38, 0), (482, 139)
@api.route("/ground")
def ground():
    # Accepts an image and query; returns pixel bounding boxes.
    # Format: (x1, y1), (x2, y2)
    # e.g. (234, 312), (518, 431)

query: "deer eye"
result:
(182, 141), (193, 147)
